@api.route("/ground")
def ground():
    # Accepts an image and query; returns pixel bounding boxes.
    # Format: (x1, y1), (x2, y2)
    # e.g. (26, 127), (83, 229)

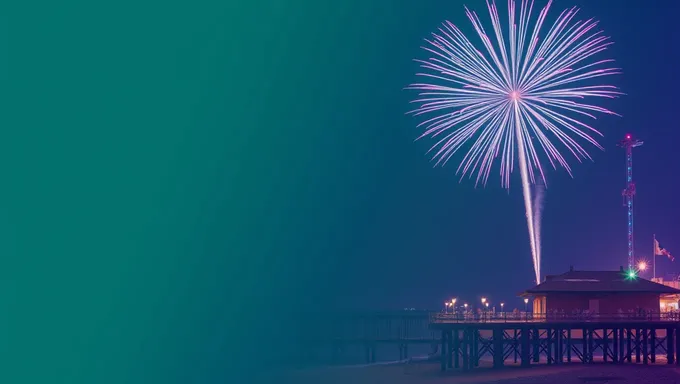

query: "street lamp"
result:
(444, 302), (449, 313)
(500, 303), (504, 312)
(464, 303), (468, 311)
(524, 298), (529, 312)
(479, 298), (487, 321)
(451, 298), (457, 312)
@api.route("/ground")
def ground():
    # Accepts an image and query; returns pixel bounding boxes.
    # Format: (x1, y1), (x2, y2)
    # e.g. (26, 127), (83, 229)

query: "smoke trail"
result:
(513, 104), (540, 286)
(532, 181), (546, 283)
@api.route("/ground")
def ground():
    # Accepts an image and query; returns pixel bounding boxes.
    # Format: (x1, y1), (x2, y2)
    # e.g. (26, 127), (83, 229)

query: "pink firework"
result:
(407, 0), (621, 283)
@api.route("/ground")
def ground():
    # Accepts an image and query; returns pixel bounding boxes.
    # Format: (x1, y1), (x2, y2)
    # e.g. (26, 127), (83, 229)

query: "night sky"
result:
(5, 0), (680, 382)
(266, 0), (680, 313)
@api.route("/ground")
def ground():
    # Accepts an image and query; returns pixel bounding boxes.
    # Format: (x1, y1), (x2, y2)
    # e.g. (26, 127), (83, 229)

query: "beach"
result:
(281, 362), (680, 384)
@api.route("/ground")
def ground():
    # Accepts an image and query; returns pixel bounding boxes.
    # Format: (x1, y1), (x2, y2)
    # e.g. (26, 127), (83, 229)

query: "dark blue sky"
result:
(300, 0), (680, 313)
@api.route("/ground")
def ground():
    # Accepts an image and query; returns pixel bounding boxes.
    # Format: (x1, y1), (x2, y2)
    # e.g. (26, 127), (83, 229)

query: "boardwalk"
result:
(431, 311), (680, 324)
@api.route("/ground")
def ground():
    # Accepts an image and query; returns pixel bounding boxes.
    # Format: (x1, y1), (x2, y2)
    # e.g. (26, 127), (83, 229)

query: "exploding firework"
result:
(407, 0), (621, 283)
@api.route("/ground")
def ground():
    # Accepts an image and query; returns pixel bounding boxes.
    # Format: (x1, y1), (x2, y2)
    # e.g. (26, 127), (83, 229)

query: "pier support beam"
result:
(603, 328), (609, 363)
(650, 329), (656, 363)
(675, 326), (680, 366)
(453, 329), (459, 368)
(473, 330), (479, 367)
(627, 329), (632, 363)
(513, 329), (519, 363)
(493, 328), (503, 368)
(532, 328), (540, 363)
(521, 327), (530, 367)
(613, 327), (619, 363)
(462, 328), (469, 371)
(619, 328), (625, 363)
(556, 328), (562, 364)
(635, 329), (641, 363)
(546, 328), (552, 365)
(587, 329), (594, 363)
(643, 329), (649, 365)
(554, 328), (559, 364)
(447, 330), (453, 369)
(566, 329), (572, 363)
(440, 329), (447, 371)
(667, 327), (674, 365)
(582, 328), (588, 363)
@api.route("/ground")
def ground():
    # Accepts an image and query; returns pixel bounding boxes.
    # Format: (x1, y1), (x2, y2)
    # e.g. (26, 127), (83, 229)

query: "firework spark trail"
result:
(407, 0), (621, 281)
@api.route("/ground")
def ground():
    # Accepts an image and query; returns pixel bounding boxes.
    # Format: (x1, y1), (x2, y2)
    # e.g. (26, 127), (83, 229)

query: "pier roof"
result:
(520, 269), (680, 295)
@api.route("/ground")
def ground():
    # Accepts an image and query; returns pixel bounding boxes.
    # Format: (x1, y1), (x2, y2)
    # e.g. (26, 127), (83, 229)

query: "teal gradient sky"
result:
(5, 0), (680, 382)
(4, 1), (444, 381)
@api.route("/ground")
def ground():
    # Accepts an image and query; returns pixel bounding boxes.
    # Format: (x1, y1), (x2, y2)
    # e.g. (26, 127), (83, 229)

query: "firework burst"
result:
(407, 0), (621, 282)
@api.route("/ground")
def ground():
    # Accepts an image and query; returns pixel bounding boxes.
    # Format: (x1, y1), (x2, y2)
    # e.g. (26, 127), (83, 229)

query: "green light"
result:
(626, 269), (637, 280)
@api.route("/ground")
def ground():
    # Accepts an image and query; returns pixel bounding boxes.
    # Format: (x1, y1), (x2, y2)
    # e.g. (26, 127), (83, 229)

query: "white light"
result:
(637, 261), (648, 271)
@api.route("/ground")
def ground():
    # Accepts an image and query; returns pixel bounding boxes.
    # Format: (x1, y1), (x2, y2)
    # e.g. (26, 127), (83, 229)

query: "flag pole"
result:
(653, 234), (656, 280)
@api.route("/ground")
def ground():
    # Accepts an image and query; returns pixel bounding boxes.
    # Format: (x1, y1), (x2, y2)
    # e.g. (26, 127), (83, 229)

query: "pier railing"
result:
(430, 311), (680, 323)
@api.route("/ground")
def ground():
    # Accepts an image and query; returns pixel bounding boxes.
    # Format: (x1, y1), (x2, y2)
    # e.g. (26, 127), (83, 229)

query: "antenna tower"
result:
(618, 134), (643, 270)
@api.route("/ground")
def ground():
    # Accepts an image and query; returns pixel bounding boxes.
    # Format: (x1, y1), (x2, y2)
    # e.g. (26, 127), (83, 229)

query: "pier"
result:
(320, 310), (680, 371)
(432, 312), (680, 371)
